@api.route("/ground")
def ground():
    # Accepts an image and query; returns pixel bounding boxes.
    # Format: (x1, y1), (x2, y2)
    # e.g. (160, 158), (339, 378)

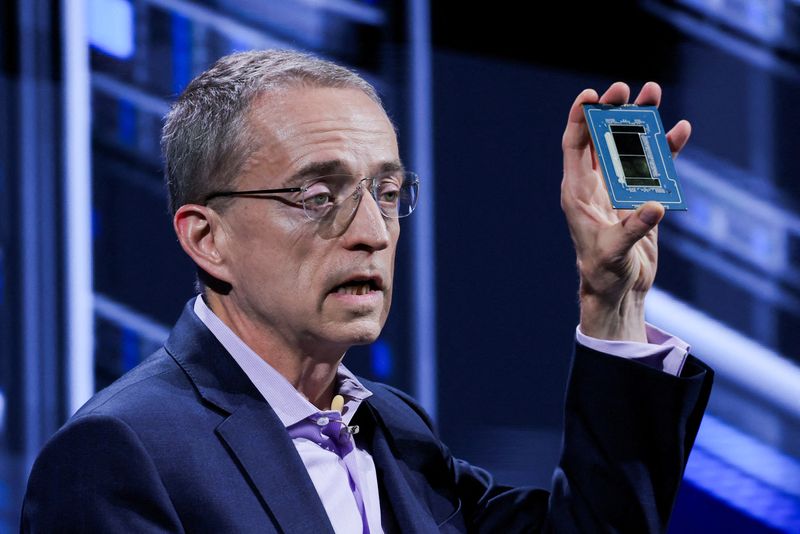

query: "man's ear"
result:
(173, 204), (233, 285)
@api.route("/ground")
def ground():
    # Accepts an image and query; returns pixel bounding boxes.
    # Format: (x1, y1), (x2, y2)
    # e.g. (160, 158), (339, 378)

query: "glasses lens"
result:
(300, 173), (419, 221)
(375, 171), (419, 219)
(299, 181), (337, 221)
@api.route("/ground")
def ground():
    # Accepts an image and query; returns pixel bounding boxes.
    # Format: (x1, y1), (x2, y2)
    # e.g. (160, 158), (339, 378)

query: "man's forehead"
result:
(247, 88), (396, 148)
(249, 85), (390, 125)
(239, 86), (400, 185)
(284, 159), (406, 185)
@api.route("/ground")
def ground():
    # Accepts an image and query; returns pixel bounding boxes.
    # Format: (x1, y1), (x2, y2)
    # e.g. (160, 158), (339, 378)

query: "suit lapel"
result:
(165, 301), (334, 534)
(358, 395), (443, 534)
(216, 401), (334, 533)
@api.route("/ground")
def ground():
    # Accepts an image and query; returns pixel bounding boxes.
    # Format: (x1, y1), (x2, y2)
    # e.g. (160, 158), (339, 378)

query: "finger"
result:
(562, 88), (600, 180)
(666, 119), (692, 159)
(633, 81), (662, 107)
(562, 88), (599, 151)
(562, 82), (630, 153)
(613, 201), (664, 253)
(598, 81), (630, 105)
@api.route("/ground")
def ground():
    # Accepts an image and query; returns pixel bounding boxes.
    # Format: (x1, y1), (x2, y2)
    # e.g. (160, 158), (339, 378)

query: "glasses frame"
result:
(202, 172), (420, 221)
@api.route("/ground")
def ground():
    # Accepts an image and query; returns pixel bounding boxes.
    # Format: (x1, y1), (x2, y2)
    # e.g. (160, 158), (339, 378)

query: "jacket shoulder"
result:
(72, 348), (204, 430)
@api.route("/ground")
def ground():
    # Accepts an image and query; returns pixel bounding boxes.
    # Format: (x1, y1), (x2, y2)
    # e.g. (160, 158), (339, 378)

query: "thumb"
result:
(616, 202), (664, 250)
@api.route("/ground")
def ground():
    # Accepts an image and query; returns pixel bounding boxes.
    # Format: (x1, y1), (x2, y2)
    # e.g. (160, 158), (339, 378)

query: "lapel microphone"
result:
(331, 394), (360, 435)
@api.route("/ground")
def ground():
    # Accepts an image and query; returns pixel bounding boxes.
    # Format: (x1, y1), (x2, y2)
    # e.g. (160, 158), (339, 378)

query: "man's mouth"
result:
(333, 279), (381, 296)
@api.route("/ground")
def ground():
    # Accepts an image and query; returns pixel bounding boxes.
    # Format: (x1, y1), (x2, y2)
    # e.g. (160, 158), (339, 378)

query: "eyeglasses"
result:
(203, 171), (420, 222)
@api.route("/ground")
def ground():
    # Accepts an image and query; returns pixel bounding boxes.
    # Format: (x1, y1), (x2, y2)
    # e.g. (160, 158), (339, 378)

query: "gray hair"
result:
(161, 49), (382, 214)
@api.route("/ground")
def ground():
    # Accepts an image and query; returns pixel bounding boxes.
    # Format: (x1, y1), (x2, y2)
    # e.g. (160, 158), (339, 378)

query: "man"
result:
(22, 50), (712, 532)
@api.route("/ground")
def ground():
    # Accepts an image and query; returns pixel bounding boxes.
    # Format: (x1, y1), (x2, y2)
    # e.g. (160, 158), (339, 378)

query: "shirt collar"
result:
(192, 296), (372, 427)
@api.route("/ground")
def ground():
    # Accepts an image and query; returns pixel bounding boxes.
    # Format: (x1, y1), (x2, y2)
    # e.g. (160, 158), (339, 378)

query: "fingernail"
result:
(639, 208), (660, 226)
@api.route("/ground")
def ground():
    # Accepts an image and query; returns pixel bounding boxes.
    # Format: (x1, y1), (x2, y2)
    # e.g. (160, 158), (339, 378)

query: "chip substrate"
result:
(583, 104), (687, 211)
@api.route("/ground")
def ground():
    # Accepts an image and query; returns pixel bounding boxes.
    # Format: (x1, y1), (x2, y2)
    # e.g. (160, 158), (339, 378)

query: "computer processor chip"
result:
(583, 104), (687, 210)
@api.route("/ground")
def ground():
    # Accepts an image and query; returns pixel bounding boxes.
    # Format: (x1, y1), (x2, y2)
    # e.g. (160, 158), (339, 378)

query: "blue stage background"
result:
(1, 1), (799, 532)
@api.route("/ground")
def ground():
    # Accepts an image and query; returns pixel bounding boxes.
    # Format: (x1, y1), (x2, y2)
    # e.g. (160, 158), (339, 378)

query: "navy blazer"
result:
(21, 301), (712, 533)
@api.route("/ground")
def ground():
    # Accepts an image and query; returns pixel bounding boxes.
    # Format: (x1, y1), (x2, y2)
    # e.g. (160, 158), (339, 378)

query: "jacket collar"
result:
(163, 299), (446, 533)
(164, 299), (335, 533)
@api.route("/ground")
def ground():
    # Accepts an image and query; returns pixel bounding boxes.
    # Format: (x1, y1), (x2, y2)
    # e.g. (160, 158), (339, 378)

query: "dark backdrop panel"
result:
(434, 51), (594, 464)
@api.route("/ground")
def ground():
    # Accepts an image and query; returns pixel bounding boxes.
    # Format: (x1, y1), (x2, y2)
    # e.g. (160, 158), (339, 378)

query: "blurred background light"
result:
(88, 0), (134, 59)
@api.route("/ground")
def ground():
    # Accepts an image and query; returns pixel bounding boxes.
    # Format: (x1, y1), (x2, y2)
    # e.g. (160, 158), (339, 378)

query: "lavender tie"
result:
(287, 411), (369, 534)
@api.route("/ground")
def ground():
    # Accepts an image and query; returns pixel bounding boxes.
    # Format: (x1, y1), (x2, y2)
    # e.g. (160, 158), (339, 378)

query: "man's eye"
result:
(376, 181), (401, 205)
(379, 189), (399, 203)
(306, 193), (333, 207)
(302, 184), (335, 209)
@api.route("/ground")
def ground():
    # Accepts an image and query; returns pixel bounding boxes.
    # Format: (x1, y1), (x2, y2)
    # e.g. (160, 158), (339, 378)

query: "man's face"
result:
(215, 87), (401, 356)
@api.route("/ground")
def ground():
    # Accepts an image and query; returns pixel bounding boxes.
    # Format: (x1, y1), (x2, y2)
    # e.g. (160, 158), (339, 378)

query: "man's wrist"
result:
(579, 292), (647, 342)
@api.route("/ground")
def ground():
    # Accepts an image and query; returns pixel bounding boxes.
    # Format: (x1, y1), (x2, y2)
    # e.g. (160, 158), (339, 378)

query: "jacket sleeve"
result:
(449, 343), (713, 533)
(21, 414), (184, 533)
(383, 342), (713, 533)
(548, 344), (712, 533)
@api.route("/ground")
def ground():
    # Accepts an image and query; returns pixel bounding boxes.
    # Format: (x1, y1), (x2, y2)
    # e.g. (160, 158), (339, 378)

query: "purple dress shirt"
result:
(193, 297), (382, 533)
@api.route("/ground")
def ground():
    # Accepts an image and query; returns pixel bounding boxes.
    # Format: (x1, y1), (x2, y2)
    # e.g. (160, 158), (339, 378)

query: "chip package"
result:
(583, 104), (687, 210)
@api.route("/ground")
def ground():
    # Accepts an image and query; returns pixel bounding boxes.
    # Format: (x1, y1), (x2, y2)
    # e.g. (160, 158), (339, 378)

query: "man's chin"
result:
(345, 324), (383, 346)
(322, 296), (389, 342)
(327, 317), (384, 347)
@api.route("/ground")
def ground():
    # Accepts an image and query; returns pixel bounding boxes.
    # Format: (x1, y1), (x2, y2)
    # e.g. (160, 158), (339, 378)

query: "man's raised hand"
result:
(561, 82), (691, 342)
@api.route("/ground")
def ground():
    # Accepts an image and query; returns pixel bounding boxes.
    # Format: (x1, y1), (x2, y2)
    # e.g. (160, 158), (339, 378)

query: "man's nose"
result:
(341, 186), (391, 251)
